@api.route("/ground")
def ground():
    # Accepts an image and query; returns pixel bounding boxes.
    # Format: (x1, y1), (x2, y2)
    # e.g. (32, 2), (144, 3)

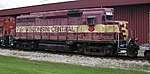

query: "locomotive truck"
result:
(0, 8), (144, 57)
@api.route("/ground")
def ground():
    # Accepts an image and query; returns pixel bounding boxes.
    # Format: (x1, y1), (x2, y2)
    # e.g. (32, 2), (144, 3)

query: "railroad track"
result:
(0, 47), (149, 72)
(1, 47), (149, 62)
(40, 50), (149, 61)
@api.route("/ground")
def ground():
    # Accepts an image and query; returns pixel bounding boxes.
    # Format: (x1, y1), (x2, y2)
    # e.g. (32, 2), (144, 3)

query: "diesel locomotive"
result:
(0, 8), (144, 57)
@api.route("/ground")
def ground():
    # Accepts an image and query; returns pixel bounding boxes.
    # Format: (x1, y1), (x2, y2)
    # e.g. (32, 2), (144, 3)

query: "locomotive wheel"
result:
(77, 44), (86, 54)
(144, 50), (150, 59)
(77, 46), (86, 54)
(16, 43), (23, 50)
(112, 49), (118, 56)
(16, 42), (32, 51)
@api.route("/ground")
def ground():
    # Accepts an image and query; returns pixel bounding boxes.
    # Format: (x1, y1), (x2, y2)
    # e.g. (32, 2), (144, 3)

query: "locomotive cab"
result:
(102, 12), (114, 23)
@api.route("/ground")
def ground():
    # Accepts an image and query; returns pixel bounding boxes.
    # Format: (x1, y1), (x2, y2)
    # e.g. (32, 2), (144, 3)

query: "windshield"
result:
(106, 15), (113, 20)
(106, 12), (114, 21)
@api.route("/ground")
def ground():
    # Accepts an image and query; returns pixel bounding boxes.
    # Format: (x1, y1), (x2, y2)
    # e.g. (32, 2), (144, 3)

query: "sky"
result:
(0, 0), (75, 10)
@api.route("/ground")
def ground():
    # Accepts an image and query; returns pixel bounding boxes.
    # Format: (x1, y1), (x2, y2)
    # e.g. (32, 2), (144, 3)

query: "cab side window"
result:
(87, 17), (96, 25)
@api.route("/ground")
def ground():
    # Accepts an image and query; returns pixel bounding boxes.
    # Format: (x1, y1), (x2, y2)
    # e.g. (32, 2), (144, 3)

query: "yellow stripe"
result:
(120, 22), (128, 40)
(16, 24), (120, 33)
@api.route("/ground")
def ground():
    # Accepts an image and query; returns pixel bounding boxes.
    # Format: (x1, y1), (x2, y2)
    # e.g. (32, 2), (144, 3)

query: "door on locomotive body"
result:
(67, 9), (82, 40)
(83, 16), (97, 40)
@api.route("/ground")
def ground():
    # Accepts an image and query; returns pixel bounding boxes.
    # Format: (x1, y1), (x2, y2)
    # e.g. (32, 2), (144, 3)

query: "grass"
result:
(0, 56), (149, 74)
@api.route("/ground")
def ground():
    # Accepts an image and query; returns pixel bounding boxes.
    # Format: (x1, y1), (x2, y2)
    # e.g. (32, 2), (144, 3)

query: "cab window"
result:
(87, 17), (96, 25)
(106, 15), (113, 20)
(106, 12), (114, 21)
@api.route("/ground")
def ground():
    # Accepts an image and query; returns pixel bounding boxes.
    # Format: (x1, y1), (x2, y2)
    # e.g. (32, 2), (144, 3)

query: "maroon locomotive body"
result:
(0, 8), (141, 57)
(16, 8), (119, 40)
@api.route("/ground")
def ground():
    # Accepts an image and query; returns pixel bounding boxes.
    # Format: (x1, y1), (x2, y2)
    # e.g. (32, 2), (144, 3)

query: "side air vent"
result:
(67, 9), (82, 17)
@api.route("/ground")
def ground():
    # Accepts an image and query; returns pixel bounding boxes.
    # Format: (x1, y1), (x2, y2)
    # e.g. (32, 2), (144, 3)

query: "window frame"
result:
(86, 16), (96, 25)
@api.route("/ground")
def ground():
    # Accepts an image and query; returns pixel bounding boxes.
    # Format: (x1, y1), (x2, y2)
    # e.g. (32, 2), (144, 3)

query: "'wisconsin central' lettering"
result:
(16, 26), (78, 33)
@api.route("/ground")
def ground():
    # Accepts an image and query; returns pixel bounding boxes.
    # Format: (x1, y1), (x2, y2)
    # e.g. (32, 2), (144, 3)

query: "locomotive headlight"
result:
(1, 39), (4, 42)
(106, 12), (113, 15)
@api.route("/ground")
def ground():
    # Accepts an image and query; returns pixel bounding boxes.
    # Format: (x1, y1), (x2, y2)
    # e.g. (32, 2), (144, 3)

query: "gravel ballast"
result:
(0, 48), (149, 72)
